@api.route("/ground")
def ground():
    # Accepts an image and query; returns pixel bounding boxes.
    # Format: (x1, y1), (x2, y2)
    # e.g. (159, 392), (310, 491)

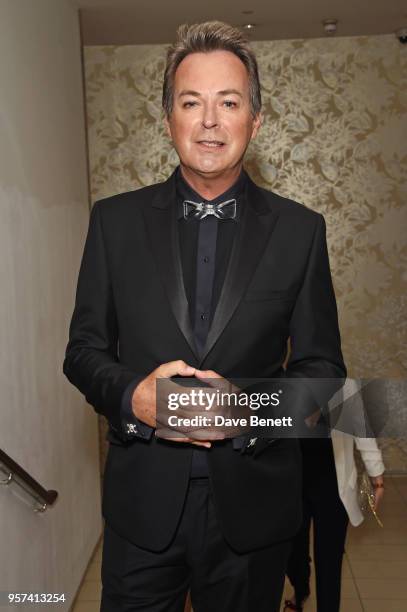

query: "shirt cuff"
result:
(120, 377), (154, 440)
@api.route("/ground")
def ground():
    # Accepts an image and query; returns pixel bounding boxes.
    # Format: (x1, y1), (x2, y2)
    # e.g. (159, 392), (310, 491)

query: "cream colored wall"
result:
(83, 36), (406, 468)
(0, 1), (101, 609)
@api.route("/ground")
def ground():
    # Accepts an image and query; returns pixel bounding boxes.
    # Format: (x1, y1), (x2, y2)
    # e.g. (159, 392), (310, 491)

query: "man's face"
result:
(164, 50), (261, 178)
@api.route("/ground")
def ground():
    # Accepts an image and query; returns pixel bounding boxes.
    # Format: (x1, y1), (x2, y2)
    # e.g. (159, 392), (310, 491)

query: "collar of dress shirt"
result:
(175, 165), (247, 221)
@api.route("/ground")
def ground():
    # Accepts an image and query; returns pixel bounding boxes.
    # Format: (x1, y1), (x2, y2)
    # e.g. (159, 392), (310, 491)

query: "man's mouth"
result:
(197, 140), (225, 148)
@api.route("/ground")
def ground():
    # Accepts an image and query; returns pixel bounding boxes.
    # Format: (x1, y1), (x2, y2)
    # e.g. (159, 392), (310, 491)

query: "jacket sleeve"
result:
(354, 437), (385, 477)
(286, 213), (346, 380)
(280, 212), (347, 424)
(63, 201), (153, 442)
(241, 213), (347, 452)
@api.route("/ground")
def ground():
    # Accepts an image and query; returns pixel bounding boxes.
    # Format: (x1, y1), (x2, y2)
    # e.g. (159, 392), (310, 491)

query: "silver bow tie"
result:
(183, 198), (237, 221)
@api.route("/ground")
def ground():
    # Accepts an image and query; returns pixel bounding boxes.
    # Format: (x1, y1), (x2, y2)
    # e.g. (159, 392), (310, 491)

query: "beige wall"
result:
(0, 1), (101, 609)
(84, 34), (407, 471)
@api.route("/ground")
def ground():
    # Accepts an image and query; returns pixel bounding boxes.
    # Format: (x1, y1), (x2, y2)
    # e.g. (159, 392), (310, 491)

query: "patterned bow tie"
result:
(183, 199), (237, 221)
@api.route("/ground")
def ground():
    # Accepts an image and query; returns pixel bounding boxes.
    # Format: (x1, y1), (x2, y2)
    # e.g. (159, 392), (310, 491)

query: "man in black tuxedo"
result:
(63, 20), (346, 612)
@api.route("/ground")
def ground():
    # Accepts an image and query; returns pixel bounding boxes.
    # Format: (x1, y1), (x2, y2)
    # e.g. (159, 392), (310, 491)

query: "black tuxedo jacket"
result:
(63, 168), (346, 553)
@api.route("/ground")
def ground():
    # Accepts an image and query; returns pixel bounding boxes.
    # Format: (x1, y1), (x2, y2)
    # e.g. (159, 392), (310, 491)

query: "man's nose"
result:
(201, 104), (218, 128)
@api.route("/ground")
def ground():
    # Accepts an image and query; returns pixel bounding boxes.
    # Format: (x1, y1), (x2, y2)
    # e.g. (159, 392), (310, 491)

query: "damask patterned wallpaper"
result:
(84, 34), (407, 470)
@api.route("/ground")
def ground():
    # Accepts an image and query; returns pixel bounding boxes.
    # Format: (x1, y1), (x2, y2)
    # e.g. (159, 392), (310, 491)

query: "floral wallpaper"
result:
(84, 34), (407, 471)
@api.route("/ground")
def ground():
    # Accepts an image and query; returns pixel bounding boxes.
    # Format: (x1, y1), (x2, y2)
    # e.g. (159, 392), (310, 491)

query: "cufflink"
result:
(240, 437), (258, 455)
(125, 423), (138, 435)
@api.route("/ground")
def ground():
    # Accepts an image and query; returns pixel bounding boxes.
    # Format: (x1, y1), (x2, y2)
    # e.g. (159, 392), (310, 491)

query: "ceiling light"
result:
(322, 18), (338, 35)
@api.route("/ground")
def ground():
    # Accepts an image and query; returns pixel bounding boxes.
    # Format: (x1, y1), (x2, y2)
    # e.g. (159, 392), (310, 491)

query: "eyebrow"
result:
(178, 89), (243, 98)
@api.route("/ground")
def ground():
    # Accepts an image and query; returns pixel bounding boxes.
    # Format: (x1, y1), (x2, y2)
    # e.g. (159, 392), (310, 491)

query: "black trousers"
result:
(286, 439), (349, 612)
(101, 478), (292, 612)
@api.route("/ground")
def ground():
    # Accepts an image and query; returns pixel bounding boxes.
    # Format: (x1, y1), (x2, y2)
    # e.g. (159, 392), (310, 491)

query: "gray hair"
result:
(162, 21), (261, 117)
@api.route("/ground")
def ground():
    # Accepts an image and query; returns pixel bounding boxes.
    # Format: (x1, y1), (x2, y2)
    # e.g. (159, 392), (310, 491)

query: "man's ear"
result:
(251, 112), (262, 140)
(163, 114), (172, 139)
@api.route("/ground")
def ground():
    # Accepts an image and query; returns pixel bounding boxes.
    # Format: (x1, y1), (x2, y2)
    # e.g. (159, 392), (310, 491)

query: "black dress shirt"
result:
(120, 165), (247, 477)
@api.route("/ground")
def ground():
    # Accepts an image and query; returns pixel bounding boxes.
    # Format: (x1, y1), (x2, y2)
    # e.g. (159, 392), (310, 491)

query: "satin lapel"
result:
(198, 178), (280, 366)
(143, 170), (199, 361)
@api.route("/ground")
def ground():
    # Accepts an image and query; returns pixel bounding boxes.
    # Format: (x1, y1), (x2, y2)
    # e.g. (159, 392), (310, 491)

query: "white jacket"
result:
(329, 379), (385, 526)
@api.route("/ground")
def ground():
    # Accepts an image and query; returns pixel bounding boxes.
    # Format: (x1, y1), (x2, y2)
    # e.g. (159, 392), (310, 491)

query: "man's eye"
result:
(223, 100), (237, 108)
(183, 101), (198, 108)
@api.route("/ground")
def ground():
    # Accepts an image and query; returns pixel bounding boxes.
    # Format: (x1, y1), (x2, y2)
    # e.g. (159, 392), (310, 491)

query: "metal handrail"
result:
(0, 448), (58, 512)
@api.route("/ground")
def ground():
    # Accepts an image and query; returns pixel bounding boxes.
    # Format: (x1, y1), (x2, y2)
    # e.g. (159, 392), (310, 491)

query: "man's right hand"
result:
(131, 360), (212, 448)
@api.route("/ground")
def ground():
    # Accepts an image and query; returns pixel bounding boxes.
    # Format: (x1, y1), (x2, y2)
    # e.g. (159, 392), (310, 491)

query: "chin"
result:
(196, 166), (229, 178)
(191, 158), (231, 176)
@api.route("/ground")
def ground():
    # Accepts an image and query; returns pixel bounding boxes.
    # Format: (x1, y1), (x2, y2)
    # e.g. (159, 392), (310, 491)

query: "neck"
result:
(179, 164), (243, 200)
